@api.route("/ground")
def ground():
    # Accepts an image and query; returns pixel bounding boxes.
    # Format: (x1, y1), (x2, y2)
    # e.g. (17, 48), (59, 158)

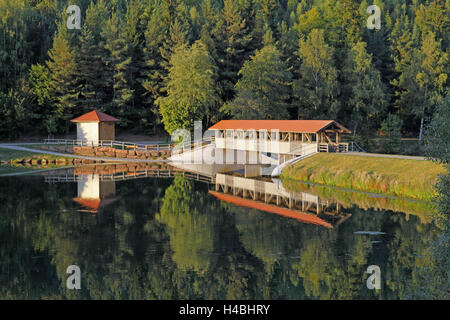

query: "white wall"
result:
(77, 175), (100, 199)
(77, 123), (99, 144)
(215, 137), (305, 154)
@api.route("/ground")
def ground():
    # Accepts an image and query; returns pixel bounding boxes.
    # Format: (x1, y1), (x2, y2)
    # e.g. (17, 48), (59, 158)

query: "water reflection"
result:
(0, 164), (439, 299)
(211, 174), (351, 228)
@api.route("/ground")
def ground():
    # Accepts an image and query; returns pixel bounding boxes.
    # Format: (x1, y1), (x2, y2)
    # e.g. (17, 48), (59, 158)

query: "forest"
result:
(0, 0), (448, 143)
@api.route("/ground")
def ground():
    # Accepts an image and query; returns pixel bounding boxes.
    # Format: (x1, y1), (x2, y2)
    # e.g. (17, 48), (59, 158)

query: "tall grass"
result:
(280, 154), (446, 202)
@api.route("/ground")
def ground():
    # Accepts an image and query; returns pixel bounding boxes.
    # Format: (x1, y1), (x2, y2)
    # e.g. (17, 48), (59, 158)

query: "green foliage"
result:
(412, 89), (450, 299)
(29, 64), (52, 108)
(156, 41), (220, 134)
(342, 41), (388, 135)
(46, 23), (79, 131)
(223, 44), (292, 119)
(0, 0), (447, 142)
(381, 113), (403, 154)
(294, 29), (339, 118)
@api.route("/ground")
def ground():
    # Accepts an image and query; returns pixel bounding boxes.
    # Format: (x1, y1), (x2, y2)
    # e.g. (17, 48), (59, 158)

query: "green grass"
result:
(0, 147), (71, 161)
(280, 153), (446, 201)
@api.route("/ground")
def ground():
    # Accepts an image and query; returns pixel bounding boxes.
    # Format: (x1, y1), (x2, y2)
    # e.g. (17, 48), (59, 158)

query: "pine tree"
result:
(342, 41), (388, 136)
(101, 10), (136, 127)
(76, 0), (110, 113)
(393, 31), (448, 141)
(46, 23), (79, 133)
(214, 0), (255, 102)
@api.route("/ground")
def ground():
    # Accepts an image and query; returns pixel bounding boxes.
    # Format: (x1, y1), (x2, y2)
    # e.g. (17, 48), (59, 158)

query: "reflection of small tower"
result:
(73, 175), (118, 214)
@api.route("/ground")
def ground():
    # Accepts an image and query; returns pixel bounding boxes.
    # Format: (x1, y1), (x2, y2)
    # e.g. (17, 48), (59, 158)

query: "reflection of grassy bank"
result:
(281, 154), (445, 201)
(281, 179), (435, 224)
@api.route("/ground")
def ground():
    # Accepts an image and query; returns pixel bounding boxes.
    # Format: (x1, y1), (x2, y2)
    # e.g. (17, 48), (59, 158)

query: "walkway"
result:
(0, 144), (169, 163)
(341, 152), (427, 161)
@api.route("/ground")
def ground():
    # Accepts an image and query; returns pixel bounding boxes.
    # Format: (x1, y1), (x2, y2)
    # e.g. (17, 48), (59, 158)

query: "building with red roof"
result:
(71, 110), (119, 145)
(208, 120), (351, 160)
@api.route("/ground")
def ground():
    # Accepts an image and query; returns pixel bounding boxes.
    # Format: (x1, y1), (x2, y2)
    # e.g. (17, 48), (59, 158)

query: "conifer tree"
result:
(342, 41), (388, 135)
(393, 31), (448, 141)
(214, 0), (255, 102)
(46, 23), (79, 133)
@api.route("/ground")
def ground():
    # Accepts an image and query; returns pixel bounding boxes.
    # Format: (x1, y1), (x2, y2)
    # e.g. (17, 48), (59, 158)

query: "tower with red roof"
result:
(71, 110), (119, 145)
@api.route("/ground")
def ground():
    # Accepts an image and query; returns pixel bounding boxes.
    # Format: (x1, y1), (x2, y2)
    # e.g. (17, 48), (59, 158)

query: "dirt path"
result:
(341, 152), (427, 161)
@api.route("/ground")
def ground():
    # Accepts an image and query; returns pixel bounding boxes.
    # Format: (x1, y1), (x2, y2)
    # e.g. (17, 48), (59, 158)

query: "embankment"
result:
(280, 153), (445, 201)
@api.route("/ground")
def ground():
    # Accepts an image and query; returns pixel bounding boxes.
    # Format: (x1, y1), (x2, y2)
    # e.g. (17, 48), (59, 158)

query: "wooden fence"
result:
(43, 138), (173, 151)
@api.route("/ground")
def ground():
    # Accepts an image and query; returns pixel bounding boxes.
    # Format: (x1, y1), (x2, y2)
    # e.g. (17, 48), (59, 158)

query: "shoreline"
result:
(280, 153), (445, 202)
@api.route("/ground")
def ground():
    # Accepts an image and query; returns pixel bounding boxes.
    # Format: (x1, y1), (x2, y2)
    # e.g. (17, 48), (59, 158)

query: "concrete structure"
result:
(71, 110), (119, 146)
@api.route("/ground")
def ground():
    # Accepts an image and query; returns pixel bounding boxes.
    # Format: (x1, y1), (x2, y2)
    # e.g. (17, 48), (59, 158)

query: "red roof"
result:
(71, 110), (119, 123)
(208, 120), (350, 133)
(73, 197), (118, 213)
(209, 191), (333, 228)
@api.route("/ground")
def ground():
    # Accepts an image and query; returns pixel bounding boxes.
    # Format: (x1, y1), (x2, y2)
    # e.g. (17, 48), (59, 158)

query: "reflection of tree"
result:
(158, 174), (219, 272)
(0, 175), (441, 299)
(293, 234), (335, 299)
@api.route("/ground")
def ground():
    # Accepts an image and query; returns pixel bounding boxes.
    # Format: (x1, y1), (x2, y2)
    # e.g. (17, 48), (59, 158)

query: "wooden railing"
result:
(43, 138), (173, 151)
(317, 142), (365, 153)
(44, 169), (214, 184)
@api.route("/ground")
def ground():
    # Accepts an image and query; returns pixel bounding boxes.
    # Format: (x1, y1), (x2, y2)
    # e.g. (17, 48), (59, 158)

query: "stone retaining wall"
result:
(74, 163), (177, 175)
(73, 146), (170, 160)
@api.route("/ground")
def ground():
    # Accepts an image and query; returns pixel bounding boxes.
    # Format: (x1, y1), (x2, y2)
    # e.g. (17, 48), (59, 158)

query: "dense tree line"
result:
(0, 0), (448, 141)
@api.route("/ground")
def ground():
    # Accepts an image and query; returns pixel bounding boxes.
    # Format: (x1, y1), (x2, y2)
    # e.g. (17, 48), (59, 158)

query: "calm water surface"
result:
(0, 165), (438, 299)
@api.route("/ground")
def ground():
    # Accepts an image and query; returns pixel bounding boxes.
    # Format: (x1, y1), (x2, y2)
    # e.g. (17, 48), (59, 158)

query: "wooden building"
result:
(71, 110), (119, 146)
(209, 120), (351, 156)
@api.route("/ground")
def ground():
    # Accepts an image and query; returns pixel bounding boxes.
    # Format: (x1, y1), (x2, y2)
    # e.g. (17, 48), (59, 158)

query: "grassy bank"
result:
(280, 153), (445, 201)
(0, 147), (69, 162)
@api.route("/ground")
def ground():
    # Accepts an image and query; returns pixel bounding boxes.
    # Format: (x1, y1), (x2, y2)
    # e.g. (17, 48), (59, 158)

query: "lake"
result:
(0, 164), (438, 299)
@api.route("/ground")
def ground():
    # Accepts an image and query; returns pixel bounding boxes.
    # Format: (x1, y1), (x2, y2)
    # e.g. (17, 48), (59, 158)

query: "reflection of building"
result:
(71, 110), (119, 146)
(73, 175), (118, 214)
(210, 173), (351, 228)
